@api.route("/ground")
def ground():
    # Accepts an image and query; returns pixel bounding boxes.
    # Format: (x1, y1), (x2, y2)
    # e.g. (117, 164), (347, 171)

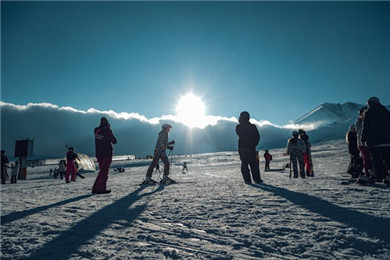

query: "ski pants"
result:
(291, 151), (305, 177)
(1, 167), (6, 184)
(265, 161), (270, 171)
(358, 145), (372, 176)
(303, 153), (311, 175)
(146, 153), (169, 178)
(239, 148), (261, 183)
(66, 160), (76, 182)
(370, 146), (390, 180)
(92, 157), (112, 192)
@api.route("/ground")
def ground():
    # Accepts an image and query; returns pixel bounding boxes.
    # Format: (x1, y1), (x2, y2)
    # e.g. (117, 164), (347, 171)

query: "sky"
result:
(2, 1), (390, 126)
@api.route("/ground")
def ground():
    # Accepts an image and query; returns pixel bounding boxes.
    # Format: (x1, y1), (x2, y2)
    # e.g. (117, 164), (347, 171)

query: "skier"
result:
(298, 129), (313, 177)
(143, 124), (175, 184)
(236, 111), (263, 184)
(286, 131), (306, 178)
(361, 97), (390, 186)
(92, 117), (117, 194)
(1, 150), (9, 184)
(263, 150), (272, 171)
(346, 125), (363, 178)
(355, 106), (372, 183)
(65, 146), (79, 183)
(57, 159), (66, 179)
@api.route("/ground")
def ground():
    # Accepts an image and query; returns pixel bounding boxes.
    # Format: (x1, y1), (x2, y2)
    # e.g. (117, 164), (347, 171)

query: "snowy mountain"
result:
(1, 101), (389, 158)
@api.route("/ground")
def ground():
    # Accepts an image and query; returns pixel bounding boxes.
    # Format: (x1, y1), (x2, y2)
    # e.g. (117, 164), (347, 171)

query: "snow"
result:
(1, 139), (390, 259)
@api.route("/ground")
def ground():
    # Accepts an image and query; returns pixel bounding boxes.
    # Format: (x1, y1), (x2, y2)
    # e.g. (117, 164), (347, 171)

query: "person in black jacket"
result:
(1, 150), (9, 184)
(361, 97), (390, 185)
(235, 111), (263, 184)
(346, 125), (363, 178)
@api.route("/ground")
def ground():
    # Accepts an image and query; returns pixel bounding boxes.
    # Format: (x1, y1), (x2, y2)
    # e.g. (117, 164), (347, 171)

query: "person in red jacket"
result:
(92, 117), (117, 194)
(263, 150), (273, 172)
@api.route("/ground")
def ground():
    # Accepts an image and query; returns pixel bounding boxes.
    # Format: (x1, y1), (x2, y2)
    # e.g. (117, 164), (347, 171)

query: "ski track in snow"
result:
(1, 140), (390, 259)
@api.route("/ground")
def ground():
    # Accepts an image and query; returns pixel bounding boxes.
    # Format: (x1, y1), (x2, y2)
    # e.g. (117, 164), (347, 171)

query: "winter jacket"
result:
(355, 117), (364, 147)
(286, 137), (306, 156)
(236, 122), (260, 150)
(1, 153), (9, 172)
(346, 130), (359, 156)
(154, 130), (169, 156)
(361, 104), (390, 148)
(94, 124), (117, 158)
(264, 152), (272, 162)
(299, 133), (310, 153)
(66, 151), (79, 162)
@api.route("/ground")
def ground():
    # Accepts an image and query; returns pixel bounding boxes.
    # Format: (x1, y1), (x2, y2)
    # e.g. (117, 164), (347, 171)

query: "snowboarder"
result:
(263, 150), (272, 171)
(298, 129), (313, 177)
(144, 124), (175, 184)
(355, 106), (372, 181)
(361, 97), (390, 186)
(1, 150), (9, 184)
(286, 131), (306, 178)
(346, 125), (363, 178)
(92, 117), (117, 194)
(65, 146), (79, 183)
(236, 111), (263, 184)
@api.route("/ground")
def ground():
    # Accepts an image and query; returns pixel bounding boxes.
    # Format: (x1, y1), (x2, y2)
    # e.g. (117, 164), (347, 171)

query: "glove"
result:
(169, 140), (175, 145)
(167, 146), (173, 151)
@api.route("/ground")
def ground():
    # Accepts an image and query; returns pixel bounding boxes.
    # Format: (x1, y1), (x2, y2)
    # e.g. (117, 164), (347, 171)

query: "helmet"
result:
(162, 124), (172, 129)
(292, 131), (299, 137)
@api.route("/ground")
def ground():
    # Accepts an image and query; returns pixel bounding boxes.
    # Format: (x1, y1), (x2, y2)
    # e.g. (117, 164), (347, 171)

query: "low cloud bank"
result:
(1, 102), (345, 158)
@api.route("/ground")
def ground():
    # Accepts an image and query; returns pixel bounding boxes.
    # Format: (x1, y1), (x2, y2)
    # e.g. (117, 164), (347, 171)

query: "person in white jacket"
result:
(286, 131), (307, 178)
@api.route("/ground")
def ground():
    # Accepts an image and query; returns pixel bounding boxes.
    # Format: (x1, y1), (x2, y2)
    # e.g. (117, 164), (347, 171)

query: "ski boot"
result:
(160, 176), (176, 184)
(141, 177), (158, 185)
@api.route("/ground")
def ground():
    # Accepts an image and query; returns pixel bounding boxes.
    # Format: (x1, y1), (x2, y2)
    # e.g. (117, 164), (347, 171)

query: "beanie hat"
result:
(292, 131), (299, 137)
(100, 117), (109, 126)
(239, 111), (250, 122)
(367, 97), (380, 107)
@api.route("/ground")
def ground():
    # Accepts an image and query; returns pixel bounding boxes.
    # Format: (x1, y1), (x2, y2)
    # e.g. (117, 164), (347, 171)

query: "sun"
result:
(176, 93), (206, 128)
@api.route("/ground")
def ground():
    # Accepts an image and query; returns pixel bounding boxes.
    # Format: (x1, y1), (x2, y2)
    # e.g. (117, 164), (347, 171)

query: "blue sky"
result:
(2, 1), (390, 125)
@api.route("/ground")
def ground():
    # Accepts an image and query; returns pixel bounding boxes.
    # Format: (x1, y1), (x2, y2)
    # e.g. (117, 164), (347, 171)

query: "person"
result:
(92, 117), (117, 194)
(355, 106), (372, 180)
(286, 131), (306, 178)
(346, 125), (363, 178)
(144, 124), (175, 184)
(235, 111), (263, 184)
(263, 150), (272, 171)
(361, 97), (390, 186)
(298, 129), (313, 177)
(10, 161), (19, 184)
(1, 150), (9, 184)
(56, 159), (66, 179)
(65, 146), (79, 183)
(182, 162), (188, 174)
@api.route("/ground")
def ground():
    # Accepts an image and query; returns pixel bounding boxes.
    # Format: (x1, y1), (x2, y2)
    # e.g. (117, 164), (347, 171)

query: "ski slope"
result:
(1, 140), (390, 259)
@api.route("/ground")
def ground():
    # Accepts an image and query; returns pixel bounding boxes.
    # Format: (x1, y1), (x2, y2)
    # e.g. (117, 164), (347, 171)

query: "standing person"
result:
(92, 117), (117, 194)
(144, 124), (175, 184)
(263, 150), (272, 171)
(286, 131), (306, 178)
(182, 162), (188, 174)
(1, 150), (10, 184)
(57, 160), (66, 179)
(236, 111), (263, 184)
(361, 97), (390, 185)
(10, 161), (19, 184)
(298, 129), (313, 177)
(346, 125), (363, 178)
(65, 146), (79, 183)
(355, 106), (372, 180)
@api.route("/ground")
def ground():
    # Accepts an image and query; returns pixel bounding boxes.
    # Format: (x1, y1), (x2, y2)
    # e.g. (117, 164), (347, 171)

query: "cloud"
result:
(0, 101), (340, 159)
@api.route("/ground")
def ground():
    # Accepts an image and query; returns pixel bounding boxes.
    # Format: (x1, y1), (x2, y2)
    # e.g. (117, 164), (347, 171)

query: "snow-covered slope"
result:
(1, 140), (390, 259)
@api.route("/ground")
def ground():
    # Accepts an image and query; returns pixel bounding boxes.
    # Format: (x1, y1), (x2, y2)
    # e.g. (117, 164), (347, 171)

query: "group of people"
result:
(346, 97), (390, 186)
(1, 150), (19, 184)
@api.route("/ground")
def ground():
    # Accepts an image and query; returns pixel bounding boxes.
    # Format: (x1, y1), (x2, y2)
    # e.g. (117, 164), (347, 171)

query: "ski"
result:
(77, 173), (85, 179)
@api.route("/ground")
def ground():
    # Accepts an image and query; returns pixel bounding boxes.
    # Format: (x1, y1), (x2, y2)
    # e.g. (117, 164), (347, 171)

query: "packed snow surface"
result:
(1, 140), (390, 259)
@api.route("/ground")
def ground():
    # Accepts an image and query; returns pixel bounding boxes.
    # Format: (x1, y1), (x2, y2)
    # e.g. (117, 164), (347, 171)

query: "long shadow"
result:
(25, 185), (164, 260)
(255, 183), (390, 245)
(1, 194), (92, 225)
